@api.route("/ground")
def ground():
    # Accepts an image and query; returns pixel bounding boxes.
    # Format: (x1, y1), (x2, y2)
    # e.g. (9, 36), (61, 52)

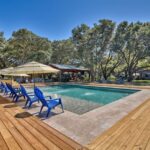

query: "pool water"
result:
(40, 84), (138, 104)
(37, 84), (139, 114)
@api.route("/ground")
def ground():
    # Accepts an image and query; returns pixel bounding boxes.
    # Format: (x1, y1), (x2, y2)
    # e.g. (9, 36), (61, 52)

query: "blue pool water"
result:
(31, 84), (139, 114)
(40, 84), (139, 105)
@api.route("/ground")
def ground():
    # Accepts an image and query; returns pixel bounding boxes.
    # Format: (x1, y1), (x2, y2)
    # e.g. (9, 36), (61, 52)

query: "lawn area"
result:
(132, 80), (150, 85)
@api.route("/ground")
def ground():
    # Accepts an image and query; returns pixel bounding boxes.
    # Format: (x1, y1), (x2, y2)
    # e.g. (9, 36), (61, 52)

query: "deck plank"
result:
(0, 110), (34, 150)
(0, 96), (86, 150)
(0, 133), (9, 150)
(87, 99), (150, 150)
(0, 120), (21, 150)
(12, 105), (84, 150)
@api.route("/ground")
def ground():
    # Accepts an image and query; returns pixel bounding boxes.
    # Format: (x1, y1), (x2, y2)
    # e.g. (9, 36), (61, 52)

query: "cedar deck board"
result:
(0, 96), (86, 150)
(1, 93), (150, 150)
(87, 99), (150, 150)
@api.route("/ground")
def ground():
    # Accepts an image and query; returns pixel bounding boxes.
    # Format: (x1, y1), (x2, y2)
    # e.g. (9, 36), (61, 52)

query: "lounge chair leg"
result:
(15, 96), (19, 102)
(24, 100), (28, 107)
(59, 99), (64, 112)
(13, 95), (16, 101)
(61, 103), (64, 113)
(39, 105), (44, 114)
(46, 108), (51, 118)
(28, 102), (32, 108)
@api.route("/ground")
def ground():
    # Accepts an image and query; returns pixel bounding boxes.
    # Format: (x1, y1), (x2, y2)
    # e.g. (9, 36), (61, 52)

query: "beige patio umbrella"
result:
(0, 67), (29, 85)
(0, 67), (14, 75)
(0, 67), (29, 76)
(12, 61), (60, 86)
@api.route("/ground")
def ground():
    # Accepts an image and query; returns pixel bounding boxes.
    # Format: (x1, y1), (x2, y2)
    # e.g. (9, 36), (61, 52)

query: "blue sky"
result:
(0, 0), (149, 40)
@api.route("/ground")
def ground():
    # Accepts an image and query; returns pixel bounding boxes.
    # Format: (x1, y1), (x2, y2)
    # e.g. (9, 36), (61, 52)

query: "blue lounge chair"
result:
(6, 83), (23, 102)
(0, 82), (4, 92)
(1, 82), (11, 95)
(34, 87), (64, 117)
(20, 85), (39, 108)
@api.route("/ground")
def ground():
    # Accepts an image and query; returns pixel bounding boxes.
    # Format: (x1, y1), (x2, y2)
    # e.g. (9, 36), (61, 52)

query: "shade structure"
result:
(12, 61), (59, 74)
(0, 67), (29, 77)
(4, 73), (30, 77)
(0, 67), (14, 75)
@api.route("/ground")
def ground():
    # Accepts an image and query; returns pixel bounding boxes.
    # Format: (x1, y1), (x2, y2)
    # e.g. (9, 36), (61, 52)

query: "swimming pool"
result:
(36, 84), (139, 114)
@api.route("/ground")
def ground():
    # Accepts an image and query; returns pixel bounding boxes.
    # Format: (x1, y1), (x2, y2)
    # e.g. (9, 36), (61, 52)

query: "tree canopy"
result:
(0, 20), (150, 81)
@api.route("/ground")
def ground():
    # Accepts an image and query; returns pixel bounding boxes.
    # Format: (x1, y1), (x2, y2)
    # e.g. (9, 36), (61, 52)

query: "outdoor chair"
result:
(6, 83), (23, 102)
(20, 85), (39, 108)
(34, 87), (64, 117)
(0, 82), (4, 92)
(2, 82), (11, 95)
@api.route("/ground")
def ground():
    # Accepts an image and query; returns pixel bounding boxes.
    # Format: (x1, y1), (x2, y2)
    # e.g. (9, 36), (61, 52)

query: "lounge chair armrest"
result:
(14, 88), (21, 91)
(28, 94), (35, 96)
(45, 96), (52, 99)
(14, 87), (20, 91)
(27, 92), (34, 94)
(47, 98), (61, 102)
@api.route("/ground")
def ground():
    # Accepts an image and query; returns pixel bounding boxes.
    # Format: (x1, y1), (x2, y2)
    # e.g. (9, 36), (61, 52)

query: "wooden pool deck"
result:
(0, 83), (150, 150)
(0, 96), (86, 150)
(87, 98), (150, 150)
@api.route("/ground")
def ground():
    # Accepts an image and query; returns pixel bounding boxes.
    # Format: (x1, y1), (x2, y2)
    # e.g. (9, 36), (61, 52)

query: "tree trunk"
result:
(103, 74), (108, 80)
(90, 66), (95, 81)
(127, 70), (133, 82)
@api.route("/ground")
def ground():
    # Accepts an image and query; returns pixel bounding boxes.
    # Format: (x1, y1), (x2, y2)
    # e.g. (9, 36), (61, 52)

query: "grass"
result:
(132, 80), (150, 85)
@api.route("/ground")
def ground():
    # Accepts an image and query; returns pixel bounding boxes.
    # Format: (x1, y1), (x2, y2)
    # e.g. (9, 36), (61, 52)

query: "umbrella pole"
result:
(33, 73), (35, 87)
(42, 74), (44, 83)
(11, 76), (13, 86)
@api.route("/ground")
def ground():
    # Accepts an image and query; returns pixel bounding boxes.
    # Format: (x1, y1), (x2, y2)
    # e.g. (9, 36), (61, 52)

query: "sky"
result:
(0, 0), (149, 40)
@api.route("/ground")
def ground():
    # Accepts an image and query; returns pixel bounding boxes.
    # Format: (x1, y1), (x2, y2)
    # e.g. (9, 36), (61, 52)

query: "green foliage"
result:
(0, 32), (7, 68)
(133, 80), (150, 83)
(5, 29), (52, 66)
(51, 39), (75, 64)
(112, 22), (150, 81)
(132, 80), (150, 86)
(0, 20), (150, 82)
(72, 20), (121, 80)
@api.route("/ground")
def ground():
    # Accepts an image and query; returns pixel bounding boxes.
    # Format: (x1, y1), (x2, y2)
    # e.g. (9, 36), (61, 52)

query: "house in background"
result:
(138, 70), (150, 80)
(49, 64), (90, 81)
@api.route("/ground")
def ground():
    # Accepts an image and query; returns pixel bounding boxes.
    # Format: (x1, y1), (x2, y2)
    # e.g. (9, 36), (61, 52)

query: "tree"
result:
(72, 24), (96, 79)
(51, 39), (75, 64)
(6, 29), (52, 66)
(0, 32), (7, 69)
(88, 20), (120, 80)
(72, 20), (120, 80)
(113, 22), (150, 81)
